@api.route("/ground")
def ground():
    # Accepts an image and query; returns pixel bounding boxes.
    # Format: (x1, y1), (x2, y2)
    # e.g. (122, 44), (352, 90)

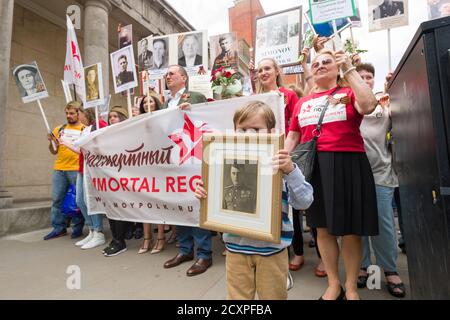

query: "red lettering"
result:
(97, 178), (107, 192)
(108, 178), (120, 192)
(178, 176), (187, 192)
(152, 177), (160, 192)
(166, 177), (176, 192)
(189, 175), (202, 192)
(130, 178), (140, 192)
(120, 178), (130, 191)
(138, 178), (150, 192)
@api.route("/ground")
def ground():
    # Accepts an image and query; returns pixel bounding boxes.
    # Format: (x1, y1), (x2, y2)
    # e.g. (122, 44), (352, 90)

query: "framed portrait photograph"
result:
(149, 36), (170, 76)
(118, 24), (133, 49)
(137, 36), (153, 71)
(84, 63), (104, 108)
(255, 6), (302, 68)
(177, 31), (208, 74)
(110, 45), (138, 94)
(210, 32), (239, 72)
(368, 0), (409, 32)
(12, 61), (49, 104)
(200, 133), (284, 244)
(428, 0), (450, 20)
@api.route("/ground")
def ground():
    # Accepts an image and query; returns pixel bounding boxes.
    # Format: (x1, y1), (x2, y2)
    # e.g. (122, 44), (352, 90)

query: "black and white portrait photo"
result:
(118, 24), (132, 49)
(12, 61), (48, 103)
(138, 36), (153, 71)
(178, 32), (203, 68)
(427, 0), (450, 19)
(222, 160), (258, 215)
(267, 15), (289, 46)
(255, 7), (302, 67)
(372, 0), (405, 20)
(110, 45), (138, 94)
(150, 37), (169, 71)
(369, 0), (409, 32)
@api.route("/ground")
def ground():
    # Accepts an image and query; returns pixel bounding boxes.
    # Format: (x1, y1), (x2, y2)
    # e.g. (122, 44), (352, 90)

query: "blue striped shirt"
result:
(224, 165), (314, 256)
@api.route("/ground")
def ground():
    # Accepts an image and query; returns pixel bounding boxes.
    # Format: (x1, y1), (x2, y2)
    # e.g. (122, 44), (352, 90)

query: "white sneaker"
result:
(75, 230), (93, 247)
(287, 272), (294, 291)
(81, 231), (106, 249)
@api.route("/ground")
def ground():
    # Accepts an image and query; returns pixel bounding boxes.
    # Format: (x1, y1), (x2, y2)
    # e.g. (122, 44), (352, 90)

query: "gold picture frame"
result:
(200, 133), (284, 244)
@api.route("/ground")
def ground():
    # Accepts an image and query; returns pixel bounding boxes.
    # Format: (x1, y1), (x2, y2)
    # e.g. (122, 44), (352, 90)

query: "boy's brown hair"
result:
(233, 101), (276, 131)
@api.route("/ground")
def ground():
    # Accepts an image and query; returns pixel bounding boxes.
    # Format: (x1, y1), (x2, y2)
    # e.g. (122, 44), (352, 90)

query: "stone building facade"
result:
(0, 0), (194, 213)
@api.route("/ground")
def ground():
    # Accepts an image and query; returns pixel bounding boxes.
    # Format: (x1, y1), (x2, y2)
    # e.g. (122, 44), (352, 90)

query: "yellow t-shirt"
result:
(52, 123), (84, 171)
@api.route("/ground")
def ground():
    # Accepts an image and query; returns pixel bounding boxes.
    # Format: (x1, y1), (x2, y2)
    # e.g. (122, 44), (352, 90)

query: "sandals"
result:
(138, 238), (152, 254)
(151, 237), (166, 255)
(385, 271), (406, 298)
(167, 231), (177, 244)
(357, 268), (368, 288)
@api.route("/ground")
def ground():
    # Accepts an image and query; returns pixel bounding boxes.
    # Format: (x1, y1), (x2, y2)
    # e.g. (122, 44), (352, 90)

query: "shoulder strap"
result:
(315, 87), (342, 136)
(58, 124), (67, 135)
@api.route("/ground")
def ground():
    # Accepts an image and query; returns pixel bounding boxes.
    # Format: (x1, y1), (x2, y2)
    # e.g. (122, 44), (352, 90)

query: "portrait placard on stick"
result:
(118, 24), (133, 49)
(255, 6), (302, 67)
(84, 63), (104, 108)
(368, 0), (409, 32)
(177, 31), (208, 75)
(110, 45), (138, 94)
(12, 61), (49, 104)
(210, 32), (239, 72)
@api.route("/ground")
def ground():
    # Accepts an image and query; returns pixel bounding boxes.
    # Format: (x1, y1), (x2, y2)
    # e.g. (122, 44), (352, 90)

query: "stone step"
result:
(0, 201), (51, 237)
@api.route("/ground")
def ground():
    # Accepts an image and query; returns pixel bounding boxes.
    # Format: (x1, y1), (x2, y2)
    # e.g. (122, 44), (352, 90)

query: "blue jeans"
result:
(176, 225), (212, 260)
(362, 185), (398, 272)
(76, 173), (103, 232)
(50, 170), (84, 233)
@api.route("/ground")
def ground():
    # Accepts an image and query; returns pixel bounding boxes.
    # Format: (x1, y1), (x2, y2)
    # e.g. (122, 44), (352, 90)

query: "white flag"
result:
(64, 15), (85, 102)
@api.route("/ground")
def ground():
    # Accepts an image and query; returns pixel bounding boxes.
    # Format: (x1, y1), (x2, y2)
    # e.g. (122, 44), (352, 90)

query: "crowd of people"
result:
(42, 36), (406, 300)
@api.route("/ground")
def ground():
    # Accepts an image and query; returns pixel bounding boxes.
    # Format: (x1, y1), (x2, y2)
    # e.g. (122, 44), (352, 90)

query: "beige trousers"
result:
(226, 248), (288, 300)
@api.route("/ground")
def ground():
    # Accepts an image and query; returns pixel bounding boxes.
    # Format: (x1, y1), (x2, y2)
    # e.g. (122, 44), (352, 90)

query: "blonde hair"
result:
(233, 101), (276, 131)
(255, 58), (284, 94)
(312, 49), (349, 89)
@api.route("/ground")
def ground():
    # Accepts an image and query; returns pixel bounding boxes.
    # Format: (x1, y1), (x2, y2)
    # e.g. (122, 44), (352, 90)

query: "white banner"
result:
(79, 93), (285, 227)
(64, 15), (85, 101)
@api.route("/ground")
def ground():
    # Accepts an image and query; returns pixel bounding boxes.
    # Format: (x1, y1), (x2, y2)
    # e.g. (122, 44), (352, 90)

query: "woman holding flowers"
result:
(285, 49), (379, 300)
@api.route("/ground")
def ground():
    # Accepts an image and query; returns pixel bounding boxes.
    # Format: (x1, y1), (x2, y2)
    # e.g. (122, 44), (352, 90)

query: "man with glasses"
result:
(162, 65), (206, 109)
(162, 64), (212, 276)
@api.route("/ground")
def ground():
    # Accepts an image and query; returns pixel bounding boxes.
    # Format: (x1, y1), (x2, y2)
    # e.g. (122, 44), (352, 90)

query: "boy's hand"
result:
(194, 180), (207, 199)
(272, 149), (295, 174)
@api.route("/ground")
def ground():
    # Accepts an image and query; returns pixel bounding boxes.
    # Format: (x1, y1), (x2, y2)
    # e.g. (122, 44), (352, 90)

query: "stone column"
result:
(0, 0), (15, 209)
(84, 0), (112, 97)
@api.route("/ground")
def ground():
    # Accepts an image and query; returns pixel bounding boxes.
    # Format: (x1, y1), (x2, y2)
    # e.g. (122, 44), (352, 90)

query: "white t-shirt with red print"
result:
(289, 87), (365, 152)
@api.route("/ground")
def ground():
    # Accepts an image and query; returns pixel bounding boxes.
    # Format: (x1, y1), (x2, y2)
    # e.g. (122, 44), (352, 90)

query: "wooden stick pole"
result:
(37, 99), (56, 150)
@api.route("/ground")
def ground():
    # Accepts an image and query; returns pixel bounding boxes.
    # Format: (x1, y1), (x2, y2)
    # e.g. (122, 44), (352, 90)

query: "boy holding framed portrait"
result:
(195, 101), (313, 300)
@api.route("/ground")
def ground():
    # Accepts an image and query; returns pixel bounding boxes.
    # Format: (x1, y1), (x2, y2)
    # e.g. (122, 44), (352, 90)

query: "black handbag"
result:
(291, 87), (341, 181)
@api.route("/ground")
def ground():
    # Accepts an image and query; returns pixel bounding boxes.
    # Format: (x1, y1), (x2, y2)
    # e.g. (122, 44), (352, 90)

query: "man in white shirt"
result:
(162, 65), (206, 109)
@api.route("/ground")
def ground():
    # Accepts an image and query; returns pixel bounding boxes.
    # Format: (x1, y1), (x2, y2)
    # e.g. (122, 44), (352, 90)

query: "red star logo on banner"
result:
(169, 114), (211, 165)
